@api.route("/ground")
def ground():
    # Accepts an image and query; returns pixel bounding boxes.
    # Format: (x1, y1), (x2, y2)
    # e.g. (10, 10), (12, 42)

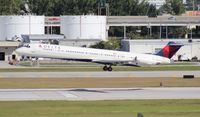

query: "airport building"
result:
(45, 15), (107, 47)
(61, 16), (107, 40)
(0, 15), (107, 61)
(0, 15), (44, 40)
(0, 15), (44, 61)
(121, 39), (200, 61)
(0, 15), (200, 62)
(60, 15), (107, 47)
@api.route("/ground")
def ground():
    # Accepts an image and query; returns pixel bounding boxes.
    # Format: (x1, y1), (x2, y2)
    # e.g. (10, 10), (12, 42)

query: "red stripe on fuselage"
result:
(162, 46), (170, 58)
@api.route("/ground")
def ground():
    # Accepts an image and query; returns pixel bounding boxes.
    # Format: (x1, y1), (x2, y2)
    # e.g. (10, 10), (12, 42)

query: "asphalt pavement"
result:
(0, 87), (199, 101)
(0, 71), (200, 78)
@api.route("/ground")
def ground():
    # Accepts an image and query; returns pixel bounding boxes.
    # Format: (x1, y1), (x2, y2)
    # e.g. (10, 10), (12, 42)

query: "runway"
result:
(0, 88), (199, 101)
(0, 71), (200, 78)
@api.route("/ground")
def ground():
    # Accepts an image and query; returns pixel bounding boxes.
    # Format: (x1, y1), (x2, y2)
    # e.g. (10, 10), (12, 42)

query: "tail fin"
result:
(155, 42), (183, 59)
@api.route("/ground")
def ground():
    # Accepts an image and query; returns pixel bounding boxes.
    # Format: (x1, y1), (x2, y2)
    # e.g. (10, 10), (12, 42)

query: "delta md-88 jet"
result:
(15, 42), (183, 71)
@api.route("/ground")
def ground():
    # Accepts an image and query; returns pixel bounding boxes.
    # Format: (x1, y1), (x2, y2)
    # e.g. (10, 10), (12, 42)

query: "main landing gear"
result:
(103, 65), (113, 71)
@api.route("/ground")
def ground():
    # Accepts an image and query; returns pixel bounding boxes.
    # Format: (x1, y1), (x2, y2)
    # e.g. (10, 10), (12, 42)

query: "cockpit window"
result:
(21, 44), (30, 48)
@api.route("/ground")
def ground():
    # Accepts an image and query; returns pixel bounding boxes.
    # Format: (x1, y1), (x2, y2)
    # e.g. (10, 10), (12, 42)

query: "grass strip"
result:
(0, 78), (199, 88)
(0, 100), (199, 117)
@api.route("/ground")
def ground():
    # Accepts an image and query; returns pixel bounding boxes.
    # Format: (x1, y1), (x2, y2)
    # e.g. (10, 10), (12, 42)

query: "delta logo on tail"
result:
(155, 42), (183, 59)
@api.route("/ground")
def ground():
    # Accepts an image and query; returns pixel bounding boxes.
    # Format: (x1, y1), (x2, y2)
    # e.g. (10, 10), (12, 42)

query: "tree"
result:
(1, 0), (157, 16)
(0, 0), (22, 15)
(108, 0), (156, 16)
(147, 4), (158, 17)
(171, 0), (185, 15)
(168, 27), (189, 38)
(159, 0), (185, 15)
(90, 38), (120, 50)
(26, 0), (97, 16)
(27, 0), (59, 15)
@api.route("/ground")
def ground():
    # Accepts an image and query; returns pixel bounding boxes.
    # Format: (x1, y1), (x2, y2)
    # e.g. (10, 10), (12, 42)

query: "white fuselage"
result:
(15, 44), (171, 65)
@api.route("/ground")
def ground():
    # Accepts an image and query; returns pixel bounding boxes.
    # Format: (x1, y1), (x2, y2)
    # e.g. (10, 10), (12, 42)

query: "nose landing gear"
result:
(103, 65), (113, 71)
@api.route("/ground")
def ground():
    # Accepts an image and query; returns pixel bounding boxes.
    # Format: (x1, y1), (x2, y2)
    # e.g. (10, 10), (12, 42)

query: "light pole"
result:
(24, 0), (31, 35)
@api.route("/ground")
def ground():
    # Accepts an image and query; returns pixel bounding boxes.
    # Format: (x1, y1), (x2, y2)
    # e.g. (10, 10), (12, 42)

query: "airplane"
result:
(15, 41), (183, 71)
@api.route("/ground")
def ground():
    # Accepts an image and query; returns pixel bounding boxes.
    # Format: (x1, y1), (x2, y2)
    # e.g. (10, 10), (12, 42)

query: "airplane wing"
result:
(92, 59), (135, 66)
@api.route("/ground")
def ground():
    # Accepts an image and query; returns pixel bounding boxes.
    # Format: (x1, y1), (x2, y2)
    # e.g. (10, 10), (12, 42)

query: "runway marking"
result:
(58, 91), (78, 98)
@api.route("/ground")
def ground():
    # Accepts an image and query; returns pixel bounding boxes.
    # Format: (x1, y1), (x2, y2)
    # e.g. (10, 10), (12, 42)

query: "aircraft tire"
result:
(108, 67), (112, 71)
(103, 66), (108, 71)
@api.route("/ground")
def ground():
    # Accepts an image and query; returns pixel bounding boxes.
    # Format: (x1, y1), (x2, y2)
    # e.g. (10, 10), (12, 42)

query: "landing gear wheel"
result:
(103, 66), (108, 71)
(103, 65), (113, 71)
(108, 66), (113, 71)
